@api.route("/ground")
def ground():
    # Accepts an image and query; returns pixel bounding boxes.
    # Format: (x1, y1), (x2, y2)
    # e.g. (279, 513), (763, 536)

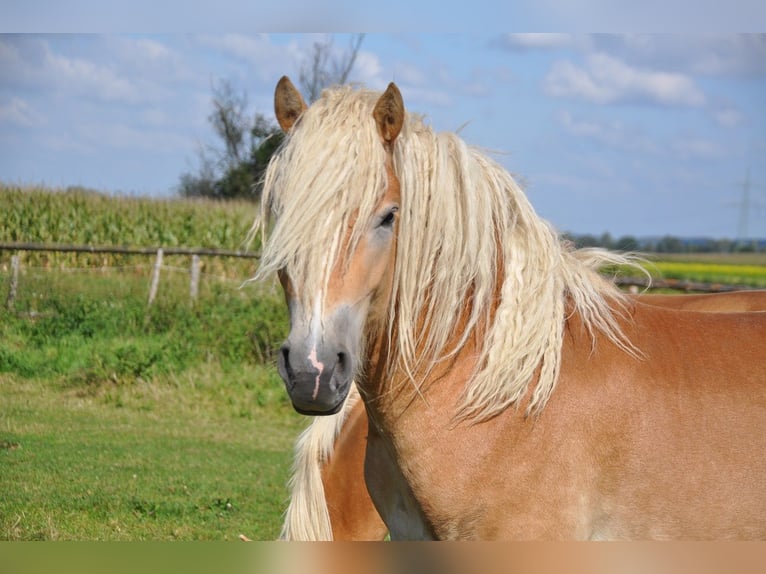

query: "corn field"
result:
(0, 184), (260, 273)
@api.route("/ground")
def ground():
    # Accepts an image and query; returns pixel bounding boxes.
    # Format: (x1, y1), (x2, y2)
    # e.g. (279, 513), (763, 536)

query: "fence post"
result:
(190, 254), (200, 303)
(6, 254), (19, 311)
(148, 248), (163, 306)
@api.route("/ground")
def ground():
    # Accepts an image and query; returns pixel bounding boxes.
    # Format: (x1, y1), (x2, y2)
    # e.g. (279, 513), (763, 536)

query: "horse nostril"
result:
(337, 351), (348, 373)
(279, 344), (292, 376)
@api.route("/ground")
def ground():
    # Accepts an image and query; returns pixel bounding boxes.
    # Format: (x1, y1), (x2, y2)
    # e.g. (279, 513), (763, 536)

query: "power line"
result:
(736, 166), (751, 242)
(733, 166), (765, 246)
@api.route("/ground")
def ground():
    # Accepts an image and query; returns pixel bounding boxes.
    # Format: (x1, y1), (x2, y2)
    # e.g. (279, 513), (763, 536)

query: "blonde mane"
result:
(253, 84), (642, 424)
(279, 383), (361, 541)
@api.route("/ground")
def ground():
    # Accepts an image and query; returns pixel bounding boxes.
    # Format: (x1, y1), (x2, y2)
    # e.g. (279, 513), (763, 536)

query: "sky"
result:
(1, 17), (765, 240)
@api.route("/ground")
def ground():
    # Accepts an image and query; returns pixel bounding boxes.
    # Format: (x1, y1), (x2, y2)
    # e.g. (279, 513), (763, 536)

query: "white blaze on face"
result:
(308, 291), (325, 401)
(308, 348), (324, 400)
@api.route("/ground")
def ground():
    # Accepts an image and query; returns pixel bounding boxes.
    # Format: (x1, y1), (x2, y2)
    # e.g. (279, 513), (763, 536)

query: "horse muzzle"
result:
(277, 341), (353, 415)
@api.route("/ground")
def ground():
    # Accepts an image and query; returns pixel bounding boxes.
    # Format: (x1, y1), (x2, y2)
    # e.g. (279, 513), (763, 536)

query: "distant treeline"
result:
(563, 232), (766, 254)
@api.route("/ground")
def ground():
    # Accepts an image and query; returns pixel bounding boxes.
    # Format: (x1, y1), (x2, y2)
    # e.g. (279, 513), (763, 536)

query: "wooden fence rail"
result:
(0, 242), (259, 259)
(614, 276), (759, 293)
(0, 241), (258, 310)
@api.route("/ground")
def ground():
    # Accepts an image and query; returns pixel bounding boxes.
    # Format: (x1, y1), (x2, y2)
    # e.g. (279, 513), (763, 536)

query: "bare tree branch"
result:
(208, 79), (248, 167)
(335, 34), (365, 85)
(299, 34), (365, 103)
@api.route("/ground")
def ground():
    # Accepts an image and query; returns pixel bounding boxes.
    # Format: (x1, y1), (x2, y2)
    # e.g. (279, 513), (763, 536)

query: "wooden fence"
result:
(0, 241), (760, 312)
(1, 242), (259, 310)
(613, 276), (759, 294)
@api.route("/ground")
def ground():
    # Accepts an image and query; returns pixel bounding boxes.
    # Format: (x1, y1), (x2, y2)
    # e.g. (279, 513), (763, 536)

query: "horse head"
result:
(269, 76), (405, 415)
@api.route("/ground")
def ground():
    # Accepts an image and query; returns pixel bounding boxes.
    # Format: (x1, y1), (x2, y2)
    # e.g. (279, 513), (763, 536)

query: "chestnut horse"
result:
(254, 77), (766, 540)
(281, 290), (766, 540)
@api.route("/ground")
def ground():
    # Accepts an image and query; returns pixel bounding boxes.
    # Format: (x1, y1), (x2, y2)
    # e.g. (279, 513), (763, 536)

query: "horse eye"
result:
(378, 207), (398, 230)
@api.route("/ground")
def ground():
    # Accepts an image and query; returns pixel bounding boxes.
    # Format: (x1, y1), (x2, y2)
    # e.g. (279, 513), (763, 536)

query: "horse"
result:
(280, 290), (766, 540)
(253, 76), (766, 540)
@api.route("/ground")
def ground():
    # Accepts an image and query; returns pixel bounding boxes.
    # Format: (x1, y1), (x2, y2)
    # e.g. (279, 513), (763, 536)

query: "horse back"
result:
(555, 305), (766, 539)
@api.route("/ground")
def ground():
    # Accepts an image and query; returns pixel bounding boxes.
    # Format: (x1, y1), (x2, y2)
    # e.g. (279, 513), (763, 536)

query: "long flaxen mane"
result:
(253, 83), (641, 424)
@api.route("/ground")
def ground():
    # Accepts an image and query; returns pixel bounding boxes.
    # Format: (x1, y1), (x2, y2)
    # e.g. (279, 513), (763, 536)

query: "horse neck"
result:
(359, 280), (492, 425)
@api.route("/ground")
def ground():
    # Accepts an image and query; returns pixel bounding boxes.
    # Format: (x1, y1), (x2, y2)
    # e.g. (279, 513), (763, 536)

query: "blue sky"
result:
(1, 32), (765, 239)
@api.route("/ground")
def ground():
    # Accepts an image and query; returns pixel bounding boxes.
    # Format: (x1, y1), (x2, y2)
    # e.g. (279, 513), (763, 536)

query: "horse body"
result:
(258, 77), (766, 540)
(282, 291), (766, 540)
(364, 304), (765, 540)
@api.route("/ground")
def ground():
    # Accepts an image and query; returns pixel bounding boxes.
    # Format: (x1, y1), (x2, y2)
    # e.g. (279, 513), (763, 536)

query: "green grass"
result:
(0, 260), (304, 540)
(1, 371), (305, 541)
(605, 252), (766, 289)
(648, 252), (766, 266)
(0, 184), (306, 540)
(641, 253), (766, 288)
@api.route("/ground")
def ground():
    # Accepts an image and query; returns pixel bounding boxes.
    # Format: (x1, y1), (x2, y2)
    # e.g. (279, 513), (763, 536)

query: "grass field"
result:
(641, 252), (766, 288)
(1, 371), (304, 541)
(0, 261), (304, 541)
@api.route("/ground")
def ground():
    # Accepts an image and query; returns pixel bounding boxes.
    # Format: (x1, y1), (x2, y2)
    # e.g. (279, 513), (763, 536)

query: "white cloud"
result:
(559, 109), (728, 162)
(713, 107), (744, 128)
(349, 51), (383, 85)
(0, 36), (172, 104)
(558, 110), (659, 154)
(545, 52), (706, 107)
(496, 33), (766, 80)
(0, 97), (45, 127)
(495, 33), (591, 52)
(400, 86), (453, 108)
(593, 34), (766, 78)
(387, 61), (427, 87)
(132, 37), (175, 62)
(559, 110), (612, 138)
(139, 108), (169, 127)
(77, 122), (192, 153)
(196, 33), (275, 62)
(671, 137), (725, 160)
(39, 133), (96, 154)
(499, 33), (576, 50)
(106, 36), (191, 84)
(51, 52), (146, 103)
(528, 1), (766, 33)
(461, 82), (490, 97)
(195, 33), (320, 88)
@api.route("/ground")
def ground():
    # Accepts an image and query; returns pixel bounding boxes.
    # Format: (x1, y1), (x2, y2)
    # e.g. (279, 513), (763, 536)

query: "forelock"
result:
(257, 86), (391, 304)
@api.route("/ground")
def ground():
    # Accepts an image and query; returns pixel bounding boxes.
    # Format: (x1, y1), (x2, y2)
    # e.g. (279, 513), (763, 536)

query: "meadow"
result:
(644, 253), (766, 288)
(1, 184), (764, 540)
(0, 263), (305, 541)
(1, 184), (304, 540)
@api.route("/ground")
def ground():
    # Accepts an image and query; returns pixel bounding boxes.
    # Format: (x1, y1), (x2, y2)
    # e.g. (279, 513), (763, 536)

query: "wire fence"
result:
(0, 242), (263, 313)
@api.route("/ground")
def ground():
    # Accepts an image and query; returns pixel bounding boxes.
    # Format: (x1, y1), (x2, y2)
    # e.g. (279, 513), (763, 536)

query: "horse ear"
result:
(373, 82), (404, 150)
(274, 76), (307, 132)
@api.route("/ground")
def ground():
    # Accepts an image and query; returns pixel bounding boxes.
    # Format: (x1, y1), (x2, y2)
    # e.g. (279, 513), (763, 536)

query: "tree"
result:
(178, 79), (283, 201)
(599, 232), (614, 250)
(299, 34), (365, 103)
(615, 235), (640, 252)
(178, 35), (365, 201)
(574, 234), (601, 248)
(656, 235), (684, 253)
(208, 80), (248, 169)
